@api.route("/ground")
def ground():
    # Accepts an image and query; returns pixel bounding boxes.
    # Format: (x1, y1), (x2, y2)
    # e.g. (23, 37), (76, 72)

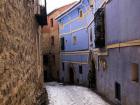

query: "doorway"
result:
(115, 82), (121, 101)
(43, 54), (49, 82)
(69, 67), (74, 84)
(91, 60), (96, 89)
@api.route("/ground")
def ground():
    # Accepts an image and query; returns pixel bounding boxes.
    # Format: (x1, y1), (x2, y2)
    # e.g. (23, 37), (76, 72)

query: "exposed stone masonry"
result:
(0, 0), (44, 105)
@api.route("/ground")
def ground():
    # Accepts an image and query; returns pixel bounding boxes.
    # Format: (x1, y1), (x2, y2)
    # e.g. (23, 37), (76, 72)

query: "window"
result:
(77, 78), (79, 83)
(131, 63), (139, 82)
(115, 82), (121, 101)
(43, 54), (49, 65)
(50, 18), (53, 27)
(90, 28), (93, 42)
(52, 55), (55, 64)
(94, 8), (105, 48)
(73, 36), (77, 45)
(51, 36), (54, 46)
(61, 37), (65, 50)
(62, 77), (64, 82)
(57, 71), (59, 77)
(62, 63), (65, 71)
(79, 65), (83, 74)
(79, 10), (83, 18)
(60, 22), (64, 29)
(89, 0), (94, 7)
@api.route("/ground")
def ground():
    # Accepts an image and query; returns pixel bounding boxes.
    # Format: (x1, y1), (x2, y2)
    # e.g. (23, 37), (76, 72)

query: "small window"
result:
(61, 37), (65, 50)
(77, 78), (79, 83)
(50, 18), (53, 27)
(79, 65), (83, 74)
(90, 28), (93, 42)
(62, 77), (64, 82)
(51, 36), (54, 46)
(57, 71), (59, 77)
(94, 8), (105, 48)
(43, 54), (49, 65)
(115, 82), (121, 101)
(131, 63), (139, 82)
(89, 0), (94, 7)
(62, 63), (65, 71)
(52, 55), (55, 64)
(79, 10), (83, 17)
(73, 36), (77, 45)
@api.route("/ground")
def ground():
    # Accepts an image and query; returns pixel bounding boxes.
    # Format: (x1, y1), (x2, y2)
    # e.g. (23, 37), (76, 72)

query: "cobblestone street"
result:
(46, 82), (111, 105)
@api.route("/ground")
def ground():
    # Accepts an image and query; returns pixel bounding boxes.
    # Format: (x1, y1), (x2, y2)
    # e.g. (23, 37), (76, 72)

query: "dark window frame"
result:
(51, 36), (55, 46)
(61, 37), (65, 50)
(79, 10), (83, 17)
(79, 65), (83, 74)
(50, 18), (53, 27)
(62, 63), (65, 71)
(115, 82), (121, 101)
(94, 8), (105, 48)
(43, 54), (49, 65)
(52, 55), (55, 64)
(90, 27), (93, 42)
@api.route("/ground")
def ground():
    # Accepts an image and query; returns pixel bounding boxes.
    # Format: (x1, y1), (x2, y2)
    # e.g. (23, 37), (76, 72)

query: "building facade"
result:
(89, 0), (140, 105)
(0, 0), (47, 105)
(57, 0), (95, 86)
(42, 3), (75, 81)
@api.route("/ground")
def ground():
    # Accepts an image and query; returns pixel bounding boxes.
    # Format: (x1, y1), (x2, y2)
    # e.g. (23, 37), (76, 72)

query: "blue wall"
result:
(92, 0), (140, 45)
(58, 0), (94, 52)
(61, 54), (89, 62)
(57, 0), (94, 85)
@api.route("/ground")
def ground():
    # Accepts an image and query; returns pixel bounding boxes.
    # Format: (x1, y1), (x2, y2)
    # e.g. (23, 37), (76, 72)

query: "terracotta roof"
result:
(56, 0), (82, 20)
(48, 2), (77, 16)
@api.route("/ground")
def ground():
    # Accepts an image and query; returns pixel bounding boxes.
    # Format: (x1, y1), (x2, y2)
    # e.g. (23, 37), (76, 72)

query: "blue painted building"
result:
(57, 0), (140, 104)
(56, 0), (95, 86)
(88, 0), (140, 105)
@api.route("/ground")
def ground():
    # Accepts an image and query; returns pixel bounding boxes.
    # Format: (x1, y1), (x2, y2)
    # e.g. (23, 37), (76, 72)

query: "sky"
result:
(40, 0), (80, 14)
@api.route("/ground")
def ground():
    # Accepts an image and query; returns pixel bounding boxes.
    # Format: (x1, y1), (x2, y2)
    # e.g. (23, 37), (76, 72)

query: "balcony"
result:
(94, 8), (105, 48)
(35, 1), (47, 27)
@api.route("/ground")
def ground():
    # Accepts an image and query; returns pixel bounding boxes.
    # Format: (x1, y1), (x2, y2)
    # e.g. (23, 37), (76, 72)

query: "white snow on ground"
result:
(46, 82), (111, 105)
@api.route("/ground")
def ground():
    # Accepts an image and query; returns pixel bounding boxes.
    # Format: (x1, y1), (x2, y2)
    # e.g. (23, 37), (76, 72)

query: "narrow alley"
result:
(46, 82), (111, 105)
(1, 0), (140, 105)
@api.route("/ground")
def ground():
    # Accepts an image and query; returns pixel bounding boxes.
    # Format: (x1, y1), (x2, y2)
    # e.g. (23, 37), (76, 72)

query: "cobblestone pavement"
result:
(45, 82), (111, 105)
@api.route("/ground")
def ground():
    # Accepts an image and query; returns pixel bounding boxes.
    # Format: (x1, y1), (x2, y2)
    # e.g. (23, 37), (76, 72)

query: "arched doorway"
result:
(69, 67), (74, 84)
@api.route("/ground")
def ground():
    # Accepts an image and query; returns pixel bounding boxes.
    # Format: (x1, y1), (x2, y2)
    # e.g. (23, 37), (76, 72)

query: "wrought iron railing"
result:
(35, 0), (47, 27)
(94, 8), (105, 48)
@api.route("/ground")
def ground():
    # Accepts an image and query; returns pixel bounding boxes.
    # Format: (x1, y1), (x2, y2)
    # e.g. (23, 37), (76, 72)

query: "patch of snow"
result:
(46, 82), (111, 105)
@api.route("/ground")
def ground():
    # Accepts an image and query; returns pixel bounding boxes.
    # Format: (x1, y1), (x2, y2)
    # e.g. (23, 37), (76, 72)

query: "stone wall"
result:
(42, 3), (74, 81)
(0, 0), (44, 105)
